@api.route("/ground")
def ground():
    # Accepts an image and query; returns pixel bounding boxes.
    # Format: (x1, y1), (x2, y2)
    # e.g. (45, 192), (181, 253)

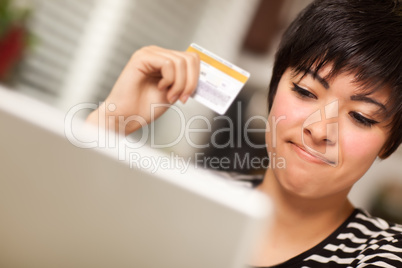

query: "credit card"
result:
(186, 43), (250, 115)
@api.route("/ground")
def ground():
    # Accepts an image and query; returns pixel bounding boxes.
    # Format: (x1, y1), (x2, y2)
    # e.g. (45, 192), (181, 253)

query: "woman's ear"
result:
(377, 147), (388, 160)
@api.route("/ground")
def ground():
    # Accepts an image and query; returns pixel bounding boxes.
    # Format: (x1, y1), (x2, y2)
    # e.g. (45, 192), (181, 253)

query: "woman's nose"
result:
(303, 120), (338, 146)
(302, 100), (339, 147)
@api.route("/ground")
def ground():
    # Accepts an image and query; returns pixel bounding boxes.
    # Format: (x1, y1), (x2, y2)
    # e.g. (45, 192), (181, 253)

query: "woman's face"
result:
(266, 66), (390, 198)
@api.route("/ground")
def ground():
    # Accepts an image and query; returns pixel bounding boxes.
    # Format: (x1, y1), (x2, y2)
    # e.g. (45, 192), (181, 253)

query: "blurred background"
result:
(1, 0), (401, 222)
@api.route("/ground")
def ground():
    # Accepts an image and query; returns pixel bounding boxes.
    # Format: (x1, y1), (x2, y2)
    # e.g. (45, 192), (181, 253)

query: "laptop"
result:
(0, 85), (270, 268)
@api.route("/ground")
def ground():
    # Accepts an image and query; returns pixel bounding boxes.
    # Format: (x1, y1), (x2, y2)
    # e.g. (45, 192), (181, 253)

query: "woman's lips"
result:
(290, 142), (335, 165)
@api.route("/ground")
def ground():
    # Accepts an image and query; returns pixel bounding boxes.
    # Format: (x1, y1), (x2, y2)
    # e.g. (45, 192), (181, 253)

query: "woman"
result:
(87, 0), (402, 266)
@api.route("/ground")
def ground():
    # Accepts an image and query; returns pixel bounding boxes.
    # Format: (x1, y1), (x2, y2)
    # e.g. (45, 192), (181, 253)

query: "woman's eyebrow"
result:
(305, 70), (330, 89)
(350, 95), (387, 112)
(302, 70), (387, 112)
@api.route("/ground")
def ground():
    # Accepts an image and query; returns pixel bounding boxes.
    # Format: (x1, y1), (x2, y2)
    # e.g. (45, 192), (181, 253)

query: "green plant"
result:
(0, 0), (33, 81)
(0, 0), (31, 38)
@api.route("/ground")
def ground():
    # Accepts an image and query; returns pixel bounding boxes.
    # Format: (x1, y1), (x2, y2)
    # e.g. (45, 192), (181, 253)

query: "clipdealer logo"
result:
(302, 100), (339, 167)
(64, 101), (287, 171)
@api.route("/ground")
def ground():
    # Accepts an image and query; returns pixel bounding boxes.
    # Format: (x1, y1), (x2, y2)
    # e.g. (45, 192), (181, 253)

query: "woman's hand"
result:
(86, 46), (200, 135)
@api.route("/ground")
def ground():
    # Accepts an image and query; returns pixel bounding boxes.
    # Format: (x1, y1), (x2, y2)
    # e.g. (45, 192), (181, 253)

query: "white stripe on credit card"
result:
(186, 43), (250, 115)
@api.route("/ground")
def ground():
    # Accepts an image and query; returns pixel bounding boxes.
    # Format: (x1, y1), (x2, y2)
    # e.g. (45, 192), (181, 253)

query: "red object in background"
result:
(0, 26), (26, 80)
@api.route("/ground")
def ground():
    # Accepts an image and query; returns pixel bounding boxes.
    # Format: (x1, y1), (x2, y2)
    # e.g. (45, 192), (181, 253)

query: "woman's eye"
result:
(349, 111), (378, 127)
(291, 83), (317, 99)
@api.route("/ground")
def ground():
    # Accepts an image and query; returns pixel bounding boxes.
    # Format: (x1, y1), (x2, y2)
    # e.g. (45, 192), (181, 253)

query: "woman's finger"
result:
(157, 59), (175, 91)
(155, 49), (200, 104)
(180, 51), (200, 103)
(129, 46), (200, 104)
(152, 49), (188, 103)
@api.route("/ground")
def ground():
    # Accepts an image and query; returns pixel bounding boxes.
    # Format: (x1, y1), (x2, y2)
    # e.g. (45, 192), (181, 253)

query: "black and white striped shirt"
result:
(219, 171), (402, 268)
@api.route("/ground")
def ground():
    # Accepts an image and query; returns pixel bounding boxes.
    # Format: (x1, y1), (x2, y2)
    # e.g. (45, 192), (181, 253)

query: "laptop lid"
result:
(0, 85), (269, 268)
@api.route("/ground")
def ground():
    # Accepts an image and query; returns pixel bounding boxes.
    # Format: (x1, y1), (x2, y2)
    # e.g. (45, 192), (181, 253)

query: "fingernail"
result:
(180, 94), (189, 103)
(169, 95), (179, 104)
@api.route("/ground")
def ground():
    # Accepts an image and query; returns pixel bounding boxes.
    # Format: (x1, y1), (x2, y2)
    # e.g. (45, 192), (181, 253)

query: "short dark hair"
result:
(268, 0), (402, 158)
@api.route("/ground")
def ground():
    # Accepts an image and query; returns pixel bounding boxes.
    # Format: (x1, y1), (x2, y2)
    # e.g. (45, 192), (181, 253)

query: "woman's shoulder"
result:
(340, 209), (402, 266)
(352, 209), (402, 234)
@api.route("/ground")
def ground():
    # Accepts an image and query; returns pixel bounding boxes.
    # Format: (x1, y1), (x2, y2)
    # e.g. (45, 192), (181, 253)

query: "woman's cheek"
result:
(269, 91), (288, 118)
(341, 129), (384, 159)
(270, 91), (308, 123)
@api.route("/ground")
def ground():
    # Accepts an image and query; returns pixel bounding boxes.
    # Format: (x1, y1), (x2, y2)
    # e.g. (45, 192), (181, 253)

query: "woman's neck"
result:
(257, 168), (354, 218)
(250, 168), (355, 267)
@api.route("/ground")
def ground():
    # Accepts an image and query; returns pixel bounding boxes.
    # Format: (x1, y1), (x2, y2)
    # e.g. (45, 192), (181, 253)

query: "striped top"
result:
(218, 171), (402, 268)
